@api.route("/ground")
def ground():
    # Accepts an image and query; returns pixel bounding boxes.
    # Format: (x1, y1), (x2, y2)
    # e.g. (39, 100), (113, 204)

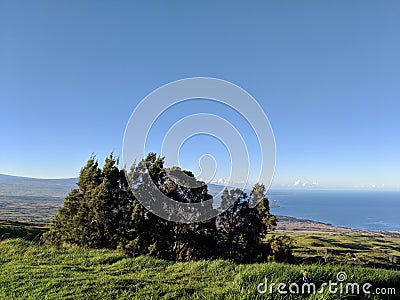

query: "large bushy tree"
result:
(44, 153), (131, 248)
(44, 152), (292, 263)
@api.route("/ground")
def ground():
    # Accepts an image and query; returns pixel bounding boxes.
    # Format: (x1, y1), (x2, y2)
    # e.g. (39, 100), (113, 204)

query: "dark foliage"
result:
(44, 153), (293, 263)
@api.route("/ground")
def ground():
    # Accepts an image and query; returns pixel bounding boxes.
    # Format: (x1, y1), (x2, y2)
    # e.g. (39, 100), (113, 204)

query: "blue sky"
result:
(1, 1), (399, 189)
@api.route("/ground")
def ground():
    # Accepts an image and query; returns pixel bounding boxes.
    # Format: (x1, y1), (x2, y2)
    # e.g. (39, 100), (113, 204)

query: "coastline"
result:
(276, 215), (400, 237)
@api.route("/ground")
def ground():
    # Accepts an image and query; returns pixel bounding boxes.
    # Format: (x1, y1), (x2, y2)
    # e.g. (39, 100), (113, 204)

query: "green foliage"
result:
(268, 235), (295, 262)
(216, 184), (279, 263)
(125, 153), (218, 261)
(0, 239), (399, 299)
(44, 152), (290, 263)
(43, 153), (131, 249)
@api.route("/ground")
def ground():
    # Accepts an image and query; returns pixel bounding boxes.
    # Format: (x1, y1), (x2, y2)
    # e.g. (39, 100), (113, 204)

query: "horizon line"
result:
(1, 173), (399, 191)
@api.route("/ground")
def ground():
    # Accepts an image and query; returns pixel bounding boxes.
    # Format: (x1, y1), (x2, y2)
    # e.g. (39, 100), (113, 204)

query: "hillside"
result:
(0, 174), (77, 197)
(0, 174), (76, 222)
(0, 238), (399, 299)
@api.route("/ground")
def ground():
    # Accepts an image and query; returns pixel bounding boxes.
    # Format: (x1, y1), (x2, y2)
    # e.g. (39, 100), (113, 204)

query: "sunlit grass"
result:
(1, 239), (399, 299)
(285, 231), (400, 268)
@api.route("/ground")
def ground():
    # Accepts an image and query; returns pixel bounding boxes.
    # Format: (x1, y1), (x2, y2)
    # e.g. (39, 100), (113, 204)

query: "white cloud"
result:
(292, 179), (319, 188)
(213, 177), (227, 185)
(293, 179), (301, 187)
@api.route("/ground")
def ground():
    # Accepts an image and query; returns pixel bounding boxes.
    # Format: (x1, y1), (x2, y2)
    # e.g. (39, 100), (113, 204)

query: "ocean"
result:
(268, 189), (400, 232)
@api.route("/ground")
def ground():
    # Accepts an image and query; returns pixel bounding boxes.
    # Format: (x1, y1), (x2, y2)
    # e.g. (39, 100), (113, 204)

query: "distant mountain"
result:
(0, 174), (78, 222)
(0, 174), (237, 199)
(0, 174), (78, 198)
(0, 174), (77, 183)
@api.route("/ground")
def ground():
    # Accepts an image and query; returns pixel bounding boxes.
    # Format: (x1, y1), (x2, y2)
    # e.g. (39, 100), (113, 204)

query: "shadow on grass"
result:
(0, 220), (48, 243)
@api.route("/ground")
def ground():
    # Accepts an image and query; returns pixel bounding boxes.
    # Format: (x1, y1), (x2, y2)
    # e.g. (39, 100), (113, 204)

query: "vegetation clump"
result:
(44, 153), (293, 263)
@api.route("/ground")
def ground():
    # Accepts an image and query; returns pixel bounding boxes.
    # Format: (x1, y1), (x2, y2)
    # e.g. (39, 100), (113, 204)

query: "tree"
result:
(217, 183), (278, 263)
(45, 152), (292, 263)
(44, 154), (131, 249)
(43, 155), (101, 247)
(86, 153), (123, 248)
(126, 153), (217, 261)
(268, 235), (294, 262)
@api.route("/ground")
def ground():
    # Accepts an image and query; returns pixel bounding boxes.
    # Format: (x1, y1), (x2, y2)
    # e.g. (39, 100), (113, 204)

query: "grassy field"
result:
(0, 222), (399, 299)
(0, 238), (399, 299)
(278, 230), (400, 269)
(0, 174), (74, 222)
(0, 220), (47, 242)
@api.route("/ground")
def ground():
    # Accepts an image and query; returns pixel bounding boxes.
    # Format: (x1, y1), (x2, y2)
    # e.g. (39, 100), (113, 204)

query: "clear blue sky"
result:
(1, 1), (399, 189)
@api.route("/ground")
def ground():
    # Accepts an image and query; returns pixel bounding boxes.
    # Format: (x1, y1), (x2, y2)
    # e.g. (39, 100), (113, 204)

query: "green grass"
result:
(283, 232), (400, 269)
(3, 220), (400, 269)
(0, 222), (399, 299)
(0, 220), (48, 242)
(0, 238), (399, 299)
